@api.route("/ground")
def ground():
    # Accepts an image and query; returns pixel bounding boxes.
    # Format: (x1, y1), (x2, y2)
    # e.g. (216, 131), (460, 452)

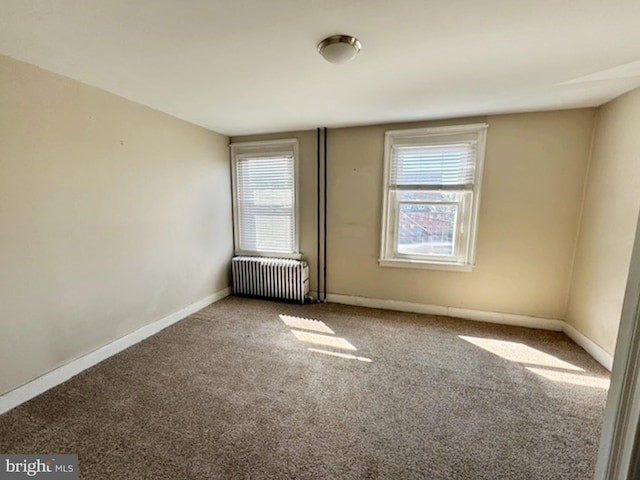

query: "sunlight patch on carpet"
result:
(290, 330), (357, 351)
(459, 336), (584, 371)
(308, 348), (372, 362)
(526, 367), (610, 389)
(279, 314), (335, 334)
(279, 313), (371, 361)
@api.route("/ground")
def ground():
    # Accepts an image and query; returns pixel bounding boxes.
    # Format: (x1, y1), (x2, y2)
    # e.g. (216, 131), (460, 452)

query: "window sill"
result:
(378, 258), (474, 272)
(235, 250), (302, 260)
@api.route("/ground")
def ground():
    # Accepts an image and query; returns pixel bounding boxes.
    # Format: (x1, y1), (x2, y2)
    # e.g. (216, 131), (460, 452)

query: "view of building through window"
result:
(395, 190), (462, 257)
(397, 202), (457, 256)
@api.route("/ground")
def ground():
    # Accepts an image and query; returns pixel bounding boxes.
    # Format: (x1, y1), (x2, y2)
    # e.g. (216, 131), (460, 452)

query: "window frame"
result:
(230, 139), (301, 259)
(379, 124), (488, 272)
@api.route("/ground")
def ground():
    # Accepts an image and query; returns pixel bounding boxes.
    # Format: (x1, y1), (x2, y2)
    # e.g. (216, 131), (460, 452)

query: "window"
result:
(230, 139), (299, 258)
(379, 124), (488, 271)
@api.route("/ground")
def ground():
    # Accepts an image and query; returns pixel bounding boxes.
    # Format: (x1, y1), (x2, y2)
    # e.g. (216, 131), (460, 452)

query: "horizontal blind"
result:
(390, 143), (476, 188)
(236, 154), (294, 253)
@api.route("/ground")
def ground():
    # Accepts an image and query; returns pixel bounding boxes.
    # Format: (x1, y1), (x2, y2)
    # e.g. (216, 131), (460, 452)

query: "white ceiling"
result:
(1, 0), (640, 136)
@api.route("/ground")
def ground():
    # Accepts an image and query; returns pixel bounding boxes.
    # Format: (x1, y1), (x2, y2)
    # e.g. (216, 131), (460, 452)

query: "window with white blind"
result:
(230, 139), (299, 258)
(380, 124), (488, 271)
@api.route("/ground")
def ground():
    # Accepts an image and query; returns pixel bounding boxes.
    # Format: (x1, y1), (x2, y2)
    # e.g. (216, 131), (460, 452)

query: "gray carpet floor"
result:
(0, 296), (609, 479)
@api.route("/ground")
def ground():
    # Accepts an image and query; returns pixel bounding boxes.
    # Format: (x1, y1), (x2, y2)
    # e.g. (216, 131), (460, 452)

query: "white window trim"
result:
(230, 139), (301, 260)
(379, 123), (488, 271)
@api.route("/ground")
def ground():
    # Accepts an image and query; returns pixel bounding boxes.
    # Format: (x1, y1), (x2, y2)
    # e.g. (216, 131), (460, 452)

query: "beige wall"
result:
(566, 88), (640, 355)
(234, 109), (596, 319)
(0, 55), (233, 396)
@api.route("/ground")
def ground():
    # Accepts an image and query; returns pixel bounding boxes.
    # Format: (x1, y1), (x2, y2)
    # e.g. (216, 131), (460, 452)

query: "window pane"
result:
(397, 203), (457, 257)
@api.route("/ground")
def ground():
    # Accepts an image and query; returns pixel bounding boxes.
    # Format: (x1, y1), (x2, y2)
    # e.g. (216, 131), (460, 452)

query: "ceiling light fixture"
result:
(317, 35), (362, 64)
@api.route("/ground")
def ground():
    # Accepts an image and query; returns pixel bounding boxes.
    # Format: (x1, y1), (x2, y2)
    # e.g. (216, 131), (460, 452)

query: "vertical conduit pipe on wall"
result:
(323, 127), (328, 302)
(315, 127), (328, 302)
(316, 128), (321, 301)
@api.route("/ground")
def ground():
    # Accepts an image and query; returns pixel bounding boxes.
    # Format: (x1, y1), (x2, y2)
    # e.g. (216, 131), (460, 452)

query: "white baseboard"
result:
(326, 294), (564, 331)
(327, 293), (614, 371)
(0, 287), (231, 415)
(563, 323), (613, 371)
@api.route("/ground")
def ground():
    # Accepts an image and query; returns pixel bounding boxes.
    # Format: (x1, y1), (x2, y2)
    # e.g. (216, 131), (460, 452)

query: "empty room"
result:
(2, 1), (640, 479)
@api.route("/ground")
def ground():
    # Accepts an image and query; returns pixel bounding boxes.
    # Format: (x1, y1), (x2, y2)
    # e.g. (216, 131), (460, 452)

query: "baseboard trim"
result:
(326, 294), (564, 331)
(0, 287), (231, 415)
(562, 323), (613, 371)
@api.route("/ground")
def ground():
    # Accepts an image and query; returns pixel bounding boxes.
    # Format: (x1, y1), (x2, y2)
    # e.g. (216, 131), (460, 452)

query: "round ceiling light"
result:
(317, 35), (362, 64)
